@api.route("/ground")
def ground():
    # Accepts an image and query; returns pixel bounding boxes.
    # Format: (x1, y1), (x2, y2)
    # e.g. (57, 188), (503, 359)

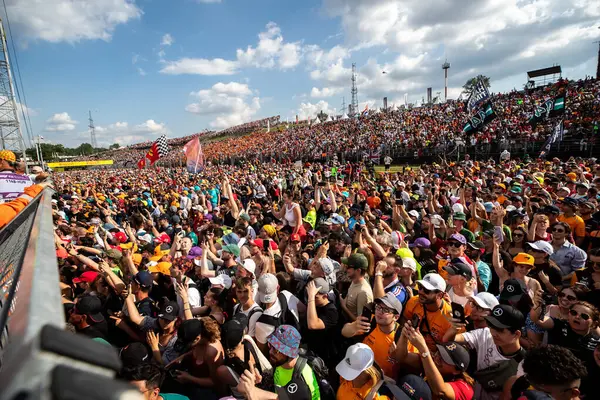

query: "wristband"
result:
(375, 272), (383, 277)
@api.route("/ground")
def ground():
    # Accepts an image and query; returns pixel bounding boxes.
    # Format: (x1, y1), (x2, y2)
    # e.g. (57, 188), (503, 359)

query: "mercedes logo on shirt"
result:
(287, 383), (298, 394)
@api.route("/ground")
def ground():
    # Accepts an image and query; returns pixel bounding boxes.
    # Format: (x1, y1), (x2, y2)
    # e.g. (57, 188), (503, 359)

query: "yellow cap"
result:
(0, 149), (16, 163)
(148, 262), (172, 276)
(513, 252), (535, 266)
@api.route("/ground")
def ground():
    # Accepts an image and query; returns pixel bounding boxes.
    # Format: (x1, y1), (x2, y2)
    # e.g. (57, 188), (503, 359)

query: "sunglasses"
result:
(552, 229), (565, 233)
(558, 292), (577, 301)
(447, 242), (463, 248)
(569, 309), (591, 320)
(417, 283), (439, 295)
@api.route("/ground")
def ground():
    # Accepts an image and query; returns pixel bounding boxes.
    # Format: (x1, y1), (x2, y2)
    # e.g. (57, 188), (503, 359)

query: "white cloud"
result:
(311, 87), (343, 98)
(160, 58), (239, 75)
(137, 67), (147, 76)
(297, 100), (335, 120)
(94, 119), (170, 147)
(185, 82), (260, 129)
(236, 22), (302, 70)
(5, 0), (142, 43)
(161, 33), (174, 46)
(45, 112), (78, 132)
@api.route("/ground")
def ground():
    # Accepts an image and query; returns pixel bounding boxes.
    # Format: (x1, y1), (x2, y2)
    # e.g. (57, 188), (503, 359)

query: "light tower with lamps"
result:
(442, 60), (450, 101)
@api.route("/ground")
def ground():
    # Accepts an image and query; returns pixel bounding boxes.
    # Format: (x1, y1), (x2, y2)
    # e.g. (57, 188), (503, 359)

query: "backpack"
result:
(473, 347), (526, 393)
(365, 376), (406, 400)
(233, 303), (263, 328)
(280, 350), (335, 400)
(257, 292), (300, 331)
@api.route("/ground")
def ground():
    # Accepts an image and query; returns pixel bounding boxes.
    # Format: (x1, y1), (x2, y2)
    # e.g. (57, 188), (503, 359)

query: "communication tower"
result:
(350, 63), (358, 115)
(442, 60), (451, 101)
(88, 110), (97, 149)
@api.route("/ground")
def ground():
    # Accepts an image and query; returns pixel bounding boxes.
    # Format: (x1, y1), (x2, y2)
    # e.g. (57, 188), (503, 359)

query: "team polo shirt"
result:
(403, 296), (453, 352)
(336, 379), (391, 400)
(363, 324), (400, 378)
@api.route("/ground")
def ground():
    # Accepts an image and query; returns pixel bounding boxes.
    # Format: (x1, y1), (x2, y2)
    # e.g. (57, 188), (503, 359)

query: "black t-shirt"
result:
(301, 302), (339, 364)
(547, 318), (600, 364)
(315, 204), (333, 227)
(223, 211), (237, 228)
(528, 262), (563, 289)
(79, 320), (110, 342)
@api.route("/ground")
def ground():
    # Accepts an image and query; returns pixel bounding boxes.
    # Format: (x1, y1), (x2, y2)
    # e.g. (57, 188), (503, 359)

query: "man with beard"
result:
(340, 254), (373, 321)
(201, 243), (240, 279)
(268, 325), (320, 400)
(68, 296), (110, 342)
(373, 255), (410, 308)
(402, 273), (452, 352)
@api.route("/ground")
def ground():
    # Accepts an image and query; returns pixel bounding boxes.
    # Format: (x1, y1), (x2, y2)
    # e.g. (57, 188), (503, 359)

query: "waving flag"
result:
(145, 135), (170, 165)
(137, 158), (146, 169)
(528, 95), (565, 128)
(463, 103), (496, 133)
(465, 79), (490, 113)
(183, 137), (204, 173)
(539, 120), (563, 158)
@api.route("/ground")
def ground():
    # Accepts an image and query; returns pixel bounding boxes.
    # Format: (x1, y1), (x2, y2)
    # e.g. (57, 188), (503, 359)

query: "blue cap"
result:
(134, 271), (153, 289)
(222, 232), (240, 245)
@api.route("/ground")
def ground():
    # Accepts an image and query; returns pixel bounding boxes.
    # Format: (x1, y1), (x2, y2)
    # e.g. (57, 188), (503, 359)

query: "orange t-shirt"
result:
(557, 214), (586, 238)
(403, 296), (453, 352)
(363, 325), (400, 378)
(336, 379), (391, 400)
(367, 196), (381, 210)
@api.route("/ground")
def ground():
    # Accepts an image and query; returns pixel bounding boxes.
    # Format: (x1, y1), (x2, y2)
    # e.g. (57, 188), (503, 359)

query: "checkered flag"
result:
(145, 135), (170, 165)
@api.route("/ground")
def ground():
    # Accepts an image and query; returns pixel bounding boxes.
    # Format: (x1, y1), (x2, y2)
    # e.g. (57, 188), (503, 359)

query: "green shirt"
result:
(274, 362), (320, 400)
(161, 393), (190, 400)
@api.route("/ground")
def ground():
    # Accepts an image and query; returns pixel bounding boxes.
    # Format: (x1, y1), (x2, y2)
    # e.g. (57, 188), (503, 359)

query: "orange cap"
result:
(513, 252), (534, 266)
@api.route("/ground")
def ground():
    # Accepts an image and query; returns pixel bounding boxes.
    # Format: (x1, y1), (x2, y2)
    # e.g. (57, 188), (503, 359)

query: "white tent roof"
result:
(313, 117), (321, 125)
(340, 113), (349, 120)
(325, 115), (333, 122)
(391, 104), (398, 111)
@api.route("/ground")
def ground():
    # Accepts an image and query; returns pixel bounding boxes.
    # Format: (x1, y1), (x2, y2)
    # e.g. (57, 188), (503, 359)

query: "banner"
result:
(465, 79), (490, 113)
(47, 160), (113, 168)
(137, 158), (146, 169)
(539, 120), (563, 158)
(463, 103), (496, 133)
(145, 135), (170, 165)
(528, 95), (565, 128)
(183, 137), (204, 173)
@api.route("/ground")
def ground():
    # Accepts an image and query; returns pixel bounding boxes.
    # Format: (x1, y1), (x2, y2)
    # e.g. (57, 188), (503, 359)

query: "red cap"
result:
(155, 233), (171, 244)
(290, 233), (301, 243)
(113, 231), (127, 243)
(73, 271), (99, 284)
(358, 190), (368, 197)
(250, 239), (279, 251)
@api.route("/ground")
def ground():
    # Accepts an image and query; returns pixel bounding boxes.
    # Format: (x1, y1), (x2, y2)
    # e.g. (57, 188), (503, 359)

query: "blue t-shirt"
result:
(208, 188), (220, 206)
(161, 393), (190, 400)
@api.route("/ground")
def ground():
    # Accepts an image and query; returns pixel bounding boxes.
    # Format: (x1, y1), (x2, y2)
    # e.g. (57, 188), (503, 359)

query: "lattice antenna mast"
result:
(88, 110), (97, 149)
(341, 97), (346, 116)
(350, 63), (358, 115)
(0, 18), (27, 160)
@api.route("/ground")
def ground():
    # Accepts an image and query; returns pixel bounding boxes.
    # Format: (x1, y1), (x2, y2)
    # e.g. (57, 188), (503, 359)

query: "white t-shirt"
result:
(461, 327), (523, 400)
(172, 277), (201, 318)
(254, 290), (300, 344)
(448, 287), (470, 307)
(233, 302), (263, 338)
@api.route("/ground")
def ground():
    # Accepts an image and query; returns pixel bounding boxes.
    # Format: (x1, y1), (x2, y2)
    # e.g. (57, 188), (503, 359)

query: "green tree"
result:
(77, 143), (94, 155)
(317, 110), (328, 121)
(109, 143), (120, 149)
(462, 75), (491, 95)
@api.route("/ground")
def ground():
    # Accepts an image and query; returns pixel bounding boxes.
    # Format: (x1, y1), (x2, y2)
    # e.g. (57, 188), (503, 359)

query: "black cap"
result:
(562, 197), (578, 207)
(177, 319), (203, 345)
(499, 278), (526, 302)
(444, 259), (473, 280)
(467, 240), (485, 250)
(393, 374), (432, 400)
(436, 342), (470, 372)
(484, 304), (525, 330)
(74, 296), (104, 323)
(221, 317), (247, 350)
(542, 205), (560, 215)
(158, 300), (179, 321)
(120, 342), (150, 367)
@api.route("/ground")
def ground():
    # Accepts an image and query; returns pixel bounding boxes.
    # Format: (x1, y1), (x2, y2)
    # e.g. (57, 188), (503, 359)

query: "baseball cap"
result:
(401, 257), (417, 272)
(408, 210), (420, 219)
(186, 246), (203, 259)
(73, 271), (99, 284)
(134, 271), (154, 289)
(113, 231), (127, 243)
(312, 277), (330, 294)
(209, 274), (232, 289)
(469, 292), (499, 310)
(148, 262), (172, 276)
(222, 232), (240, 245)
(417, 273), (446, 292)
(513, 252), (535, 266)
(149, 243), (170, 261)
(484, 304), (525, 330)
(436, 342), (470, 372)
(375, 292), (403, 315)
(74, 296), (104, 323)
(443, 260), (473, 280)
(289, 233), (301, 243)
(453, 212), (467, 222)
(394, 374), (433, 400)
(240, 259), (256, 275)
(483, 202), (494, 212)
(327, 213), (345, 225)
(499, 278), (526, 302)
(158, 300), (179, 321)
(409, 237), (431, 249)
(222, 317), (246, 350)
(467, 240), (485, 250)
(105, 248), (123, 261)
(249, 239), (278, 251)
(526, 240), (553, 255)
(257, 273), (278, 303)
(267, 325), (301, 358)
(390, 231), (405, 249)
(56, 247), (69, 259)
(119, 342), (149, 367)
(542, 205), (560, 215)
(342, 253), (369, 270)
(336, 343), (374, 381)
(448, 233), (467, 245)
(221, 244), (241, 258)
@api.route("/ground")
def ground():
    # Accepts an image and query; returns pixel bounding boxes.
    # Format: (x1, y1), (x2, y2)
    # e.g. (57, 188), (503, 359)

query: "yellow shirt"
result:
(363, 325), (399, 378)
(557, 214), (586, 238)
(403, 296), (453, 352)
(336, 379), (391, 400)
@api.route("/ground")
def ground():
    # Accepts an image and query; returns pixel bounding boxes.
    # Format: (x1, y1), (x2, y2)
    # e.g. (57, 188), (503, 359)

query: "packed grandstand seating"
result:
(83, 78), (598, 167)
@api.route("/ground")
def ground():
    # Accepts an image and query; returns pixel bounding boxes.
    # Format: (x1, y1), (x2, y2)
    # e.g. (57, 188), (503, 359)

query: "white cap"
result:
(401, 257), (417, 272)
(241, 259), (256, 275)
(558, 187), (570, 193)
(452, 203), (464, 213)
(527, 240), (554, 256)
(469, 292), (499, 310)
(335, 343), (374, 381)
(390, 231), (404, 249)
(408, 210), (419, 218)
(209, 274), (232, 290)
(257, 273), (278, 303)
(417, 273), (446, 292)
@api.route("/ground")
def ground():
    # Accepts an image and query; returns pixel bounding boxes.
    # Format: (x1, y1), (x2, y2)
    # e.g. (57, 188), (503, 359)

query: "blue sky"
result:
(4, 0), (600, 148)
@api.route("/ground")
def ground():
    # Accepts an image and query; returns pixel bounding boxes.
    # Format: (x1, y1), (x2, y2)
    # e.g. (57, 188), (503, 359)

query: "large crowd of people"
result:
(0, 77), (599, 400)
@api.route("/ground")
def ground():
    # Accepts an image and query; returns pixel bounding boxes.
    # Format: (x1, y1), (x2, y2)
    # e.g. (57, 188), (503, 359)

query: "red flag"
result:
(145, 143), (160, 165)
(137, 158), (146, 169)
(183, 137), (204, 173)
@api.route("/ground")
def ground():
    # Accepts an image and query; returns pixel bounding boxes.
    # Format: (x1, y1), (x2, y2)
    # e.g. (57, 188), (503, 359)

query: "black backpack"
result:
(280, 350), (335, 400)
(257, 292), (300, 331)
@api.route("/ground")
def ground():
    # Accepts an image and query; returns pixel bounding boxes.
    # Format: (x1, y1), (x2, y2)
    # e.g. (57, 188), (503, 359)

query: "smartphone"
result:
(361, 305), (373, 322)
(494, 226), (504, 244)
(451, 302), (467, 323)
(318, 182), (326, 187)
(395, 198), (404, 205)
(411, 314), (421, 329)
(168, 369), (180, 379)
(263, 239), (271, 252)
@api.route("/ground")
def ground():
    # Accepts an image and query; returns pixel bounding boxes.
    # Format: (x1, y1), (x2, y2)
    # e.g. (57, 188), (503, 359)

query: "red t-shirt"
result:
(448, 379), (474, 400)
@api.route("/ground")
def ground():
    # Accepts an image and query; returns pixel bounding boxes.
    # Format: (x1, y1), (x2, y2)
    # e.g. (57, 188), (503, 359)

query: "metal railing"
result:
(0, 188), (141, 400)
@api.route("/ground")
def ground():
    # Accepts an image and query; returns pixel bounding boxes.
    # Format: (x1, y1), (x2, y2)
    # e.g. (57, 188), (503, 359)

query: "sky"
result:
(3, 0), (600, 148)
